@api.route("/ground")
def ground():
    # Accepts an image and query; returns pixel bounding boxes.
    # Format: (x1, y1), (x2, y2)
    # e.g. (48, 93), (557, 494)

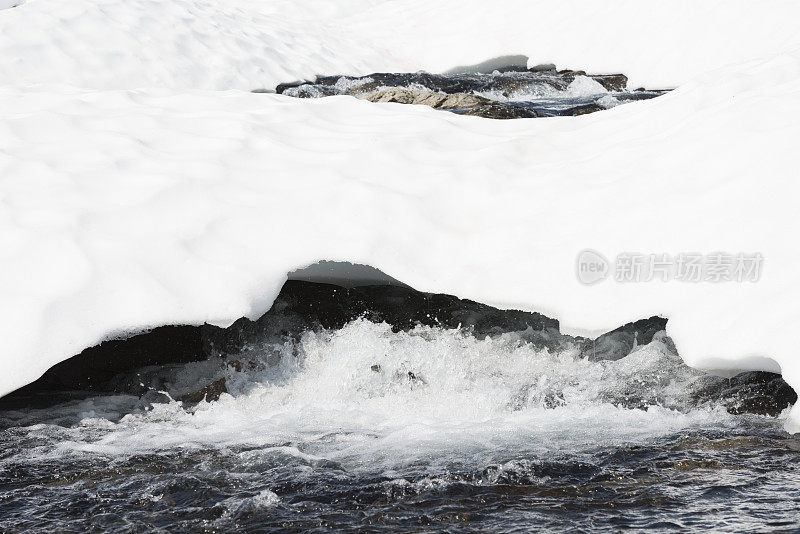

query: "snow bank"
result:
(1, 0), (799, 90)
(2, 1), (800, 428)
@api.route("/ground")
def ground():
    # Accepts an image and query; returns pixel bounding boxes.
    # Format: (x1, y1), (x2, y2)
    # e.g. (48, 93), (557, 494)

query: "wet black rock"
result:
(556, 70), (629, 92)
(1, 272), (795, 419)
(0, 279), (563, 403)
(560, 102), (605, 116)
(6, 325), (204, 395)
(581, 316), (670, 361)
(693, 371), (798, 417)
(180, 377), (227, 404)
(204, 280), (563, 356)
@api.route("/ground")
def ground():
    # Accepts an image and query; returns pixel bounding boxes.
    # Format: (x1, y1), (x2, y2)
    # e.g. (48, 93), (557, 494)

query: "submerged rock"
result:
(180, 377), (227, 404)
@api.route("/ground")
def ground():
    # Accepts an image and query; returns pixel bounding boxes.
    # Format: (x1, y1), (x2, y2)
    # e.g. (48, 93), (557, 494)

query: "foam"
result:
(34, 322), (748, 465)
(564, 75), (608, 97)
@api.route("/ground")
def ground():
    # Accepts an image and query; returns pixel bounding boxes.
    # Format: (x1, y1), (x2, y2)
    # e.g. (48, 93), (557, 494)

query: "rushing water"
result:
(275, 69), (667, 119)
(1, 320), (798, 532)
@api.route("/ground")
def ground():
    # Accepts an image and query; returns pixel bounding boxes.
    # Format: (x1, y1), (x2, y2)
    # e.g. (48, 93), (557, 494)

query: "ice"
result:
(1, 1), (800, 431)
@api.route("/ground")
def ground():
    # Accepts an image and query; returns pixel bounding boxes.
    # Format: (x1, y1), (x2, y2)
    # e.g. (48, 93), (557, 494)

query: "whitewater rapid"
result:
(3, 320), (796, 531)
(11, 321), (752, 460)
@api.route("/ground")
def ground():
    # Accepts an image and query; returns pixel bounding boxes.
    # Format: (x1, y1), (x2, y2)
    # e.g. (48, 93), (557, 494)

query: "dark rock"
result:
(203, 279), (563, 356)
(6, 325), (206, 394)
(273, 80), (314, 94)
(559, 103), (605, 116)
(2, 265), (794, 421)
(180, 377), (227, 404)
(460, 103), (539, 119)
(0, 275), (563, 406)
(557, 69), (587, 77)
(556, 70), (628, 91)
(693, 371), (798, 416)
(589, 74), (628, 92)
(581, 316), (669, 361)
(529, 63), (557, 72)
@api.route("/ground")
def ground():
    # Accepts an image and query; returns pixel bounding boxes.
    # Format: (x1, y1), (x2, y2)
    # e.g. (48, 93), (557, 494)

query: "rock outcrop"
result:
(360, 87), (540, 119)
(1, 267), (794, 418)
(693, 371), (798, 416)
(271, 66), (666, 119)
(204, 279), (563, 355)
(581, 316), (671, 361)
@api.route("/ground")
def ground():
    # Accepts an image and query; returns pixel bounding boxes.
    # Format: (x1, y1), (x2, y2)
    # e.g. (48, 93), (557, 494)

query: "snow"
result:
(1, 1), (800, 429)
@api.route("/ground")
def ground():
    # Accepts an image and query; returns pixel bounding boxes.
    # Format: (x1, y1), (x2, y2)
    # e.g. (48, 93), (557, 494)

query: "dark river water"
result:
(1, 320), (798, 532)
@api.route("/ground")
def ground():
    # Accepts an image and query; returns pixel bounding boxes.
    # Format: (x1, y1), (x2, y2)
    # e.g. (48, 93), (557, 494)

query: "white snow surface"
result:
(2, 1), (800, 428)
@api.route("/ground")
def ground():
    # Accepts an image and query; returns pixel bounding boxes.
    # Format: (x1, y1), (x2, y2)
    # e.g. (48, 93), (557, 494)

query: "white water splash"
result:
(20, 320), (751, 471)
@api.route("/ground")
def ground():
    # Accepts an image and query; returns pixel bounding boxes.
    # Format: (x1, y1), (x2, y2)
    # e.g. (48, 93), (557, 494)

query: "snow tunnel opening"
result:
(263, 62), (671, 119)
